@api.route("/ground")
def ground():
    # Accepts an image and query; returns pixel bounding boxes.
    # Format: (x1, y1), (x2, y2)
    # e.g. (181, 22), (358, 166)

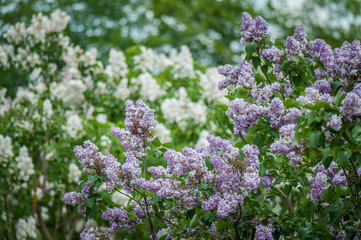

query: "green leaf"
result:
(205, 157), (214, 171)
(214, 104), (228, 111)
(190, 214), (201, 228)
(308, 131), (321, 148)
(252, 57), (261, 69)
(274, 40), (285, 48)
(261, 65), (268, 75)
(319, 148), (331, 161)
(272, 203), (282, 215)
(332, 92), (345, 106)
(261, 37), (273, 46)
(245, 42), (257, 57)
(292, 55), (300, 64)
(152, 137), (161, 147)
(84, 197), (95, 209)
(337, 150), (351, 168)
(216, 222), (233, 231)
(281, 61), (290, 73)
(274, 176), (285, 185)
(329, 206), (340, 223)
(304, 201), (316, 218)
(128, 211), (137, 220)
(352, 125), (361, 139)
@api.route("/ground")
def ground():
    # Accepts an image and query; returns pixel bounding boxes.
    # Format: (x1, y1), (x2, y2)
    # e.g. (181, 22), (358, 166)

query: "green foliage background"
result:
(2, 0), (361, 66)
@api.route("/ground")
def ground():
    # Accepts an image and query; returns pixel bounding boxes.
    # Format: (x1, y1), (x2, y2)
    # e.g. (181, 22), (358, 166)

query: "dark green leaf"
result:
(337, 150), (351, 168)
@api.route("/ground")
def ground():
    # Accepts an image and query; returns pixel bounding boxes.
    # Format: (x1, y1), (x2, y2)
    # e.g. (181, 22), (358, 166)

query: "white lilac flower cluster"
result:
(15, 216), (38, 239)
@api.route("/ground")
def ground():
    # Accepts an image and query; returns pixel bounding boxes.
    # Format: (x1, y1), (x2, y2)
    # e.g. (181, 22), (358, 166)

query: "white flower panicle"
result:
(4, 22), (26, 45)
(170, 45), (195, 79)
(138, 72), (166, 102)
(200, 68), (228, 104)
(16, 146), (35, 181)
(195, 130), (210, 148)
(68, 163), (82, 183)
(154, 123), (172, 143)
(51, 79), (87, 107)
(0, 45), (14, 69)
(0, 135), (14, 162)
(105, 49), (128, 80)
(114, 78), (132, 100)
(161, 88), (207, 129)
(133, 46), (155, 72)
(16, 216), (38, 239)
(43, 99), (53, 119)
(50, 10), (70, 32)
(62, 112), (85, 139)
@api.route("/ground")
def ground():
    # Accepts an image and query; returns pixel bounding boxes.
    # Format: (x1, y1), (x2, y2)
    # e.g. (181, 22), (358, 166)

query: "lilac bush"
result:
(64, 12), (361, 240)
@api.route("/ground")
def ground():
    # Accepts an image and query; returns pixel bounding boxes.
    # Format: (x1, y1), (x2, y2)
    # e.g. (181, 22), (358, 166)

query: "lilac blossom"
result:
(326, 114), (342, 131)
(286, 25), (307, 57)
(111, 99), (157, 157)
(255, 223), (275, 240)
(80, 227), (113, 240)
(341, 85), (361, 117)
(227, 98), (267, 134)
(262, 46), (284, 63)
(102, 207), (134, 231)
(307, 39), (328, 59)
(250, 84), (274, 104)
(218, 61), (255, 90)
(74, 140), (121, 192)
(310, 171), (328, 203)
(332, 170), (348, 186)
(211, 155), (242, 192)
(217, 192), (246, 218)
(205, 135), (239, 161)
(311, 79), (331, 94)
(240, 12), (270, 44)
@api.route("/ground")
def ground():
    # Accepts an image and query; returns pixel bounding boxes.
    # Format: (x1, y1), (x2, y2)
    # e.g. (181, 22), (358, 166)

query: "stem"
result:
(142, 146), (155, 238)
(163, 217), (187, 232)
(240, 134), (247, 145)
(36, 205), (53, 240)
(342, 168), (361, 216)
(3, 193), (15, 240)
(276, 188), (294, 215)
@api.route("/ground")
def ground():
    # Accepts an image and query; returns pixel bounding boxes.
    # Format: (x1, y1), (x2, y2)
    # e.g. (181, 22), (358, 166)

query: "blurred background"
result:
(1, 0), (361, 66)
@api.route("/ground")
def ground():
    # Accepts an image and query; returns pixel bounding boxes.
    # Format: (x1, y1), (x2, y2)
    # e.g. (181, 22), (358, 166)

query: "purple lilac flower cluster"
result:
(270, 124), (304, 165)
(286, 25), (307, 57)
(63, 180), (99, 215)
(240, 12), (270, 44)
(255, 223), (275, 240)
(102, 206), (138, 231)
(341, 83), (361, 117)
(80, 227), (113, 240)
(310, 162), (347, 203)
(217, 61), (255, 90)
(111, 99), (157, 158)
(226, 98), (267, 134)
(73, 140), (121, 192)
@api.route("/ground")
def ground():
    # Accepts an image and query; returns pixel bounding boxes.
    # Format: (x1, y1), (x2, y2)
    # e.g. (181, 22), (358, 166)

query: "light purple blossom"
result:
(240, 12), (270, 44)
(218, 61), (255, 90)
(326, 114), (342, 131)
(111, 99), (157, 157)
(102, 207), (134, 231)
(341, 85), (361, 117)
(217, 192), (246, 218)
(227, 98), (267, 134)
(80, 227), (113, 240)
(262, 46), (284, 63)
(332, 170), (348, 186)
(310, 172), (327, 203)
(255, 223), (275, 240)
(286, 25), (307, 57)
